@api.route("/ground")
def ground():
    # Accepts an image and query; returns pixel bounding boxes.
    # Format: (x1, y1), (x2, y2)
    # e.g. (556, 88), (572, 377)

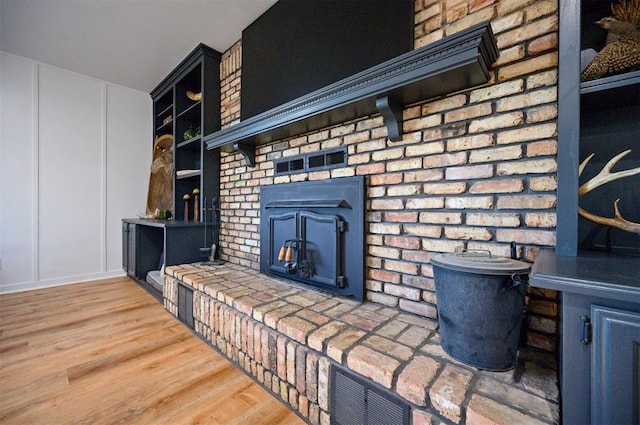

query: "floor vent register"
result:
(330, 364), (409, 425)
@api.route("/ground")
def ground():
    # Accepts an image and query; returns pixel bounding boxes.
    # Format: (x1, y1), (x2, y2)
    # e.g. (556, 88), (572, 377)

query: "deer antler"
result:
(578, 149), (640, 234)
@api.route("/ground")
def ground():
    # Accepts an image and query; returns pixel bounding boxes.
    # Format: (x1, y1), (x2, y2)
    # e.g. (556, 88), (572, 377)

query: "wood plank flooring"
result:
(0, 277), (304, 425)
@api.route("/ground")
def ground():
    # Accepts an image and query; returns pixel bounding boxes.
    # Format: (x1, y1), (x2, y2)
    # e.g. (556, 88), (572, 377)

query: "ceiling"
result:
(0, 0), (277, 93)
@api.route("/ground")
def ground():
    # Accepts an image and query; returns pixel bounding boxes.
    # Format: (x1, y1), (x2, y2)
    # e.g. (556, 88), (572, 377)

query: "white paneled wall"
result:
(38, 65), (104, 281)
(0, 52), (151, 293)
(0, 54), (36, 287)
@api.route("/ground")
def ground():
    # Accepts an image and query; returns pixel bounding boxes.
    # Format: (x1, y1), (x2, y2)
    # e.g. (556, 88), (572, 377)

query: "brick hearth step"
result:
(164, 262), (559, 425)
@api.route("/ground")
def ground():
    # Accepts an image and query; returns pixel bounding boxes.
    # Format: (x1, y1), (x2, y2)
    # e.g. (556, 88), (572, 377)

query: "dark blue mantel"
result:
(204, 22), (498, 163)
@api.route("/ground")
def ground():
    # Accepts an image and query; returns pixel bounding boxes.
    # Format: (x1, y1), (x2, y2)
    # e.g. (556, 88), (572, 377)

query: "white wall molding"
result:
(101, 82), (108, 273)
(1, 51), (151, 292)
(32, 62), (40, 284)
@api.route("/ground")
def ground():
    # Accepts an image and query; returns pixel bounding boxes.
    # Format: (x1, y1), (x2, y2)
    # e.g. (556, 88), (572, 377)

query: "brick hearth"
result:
(164, 262), (559, 425)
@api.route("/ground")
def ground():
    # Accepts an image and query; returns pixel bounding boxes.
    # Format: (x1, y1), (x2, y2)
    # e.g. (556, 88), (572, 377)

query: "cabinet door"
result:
(122, 222), (129, 272)
(591, 305), (640, 424)
(127, 224), (136, 277)
(122, 222), (136, 276)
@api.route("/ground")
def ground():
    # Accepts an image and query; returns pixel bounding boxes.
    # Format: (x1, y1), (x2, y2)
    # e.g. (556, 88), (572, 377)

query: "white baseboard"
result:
(0, 270), (127, 294)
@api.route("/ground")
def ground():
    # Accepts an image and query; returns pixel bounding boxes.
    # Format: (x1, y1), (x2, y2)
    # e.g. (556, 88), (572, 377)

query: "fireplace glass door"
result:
(267, 210), (344, 288)
(260, 176), (365, 300)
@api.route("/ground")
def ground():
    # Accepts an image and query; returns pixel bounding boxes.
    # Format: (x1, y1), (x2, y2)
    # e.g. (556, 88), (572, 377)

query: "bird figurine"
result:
(581, 17), (640, 81)
(598, 16), (640, 44)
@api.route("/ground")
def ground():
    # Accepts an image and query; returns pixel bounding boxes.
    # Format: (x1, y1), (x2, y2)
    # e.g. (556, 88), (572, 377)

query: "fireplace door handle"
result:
(278, 244), (287, 262)
(285, 244), (293, 262)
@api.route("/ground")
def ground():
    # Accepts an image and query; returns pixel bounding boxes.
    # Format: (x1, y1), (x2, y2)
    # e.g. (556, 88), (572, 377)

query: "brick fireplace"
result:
(217, 0), (559, 355)
(170, 1), (562, 423)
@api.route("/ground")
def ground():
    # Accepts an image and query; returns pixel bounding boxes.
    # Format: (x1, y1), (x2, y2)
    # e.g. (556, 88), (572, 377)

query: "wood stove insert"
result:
(260, 176), (365, 301)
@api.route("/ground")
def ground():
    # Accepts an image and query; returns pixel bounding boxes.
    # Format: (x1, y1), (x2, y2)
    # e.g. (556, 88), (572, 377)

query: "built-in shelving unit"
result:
(578, 68), (639, 255)
(123, 44), (222, 300)
(556, 2), (639, 256)
(150, 44), (222, 222)
(531, 1), (640, 424)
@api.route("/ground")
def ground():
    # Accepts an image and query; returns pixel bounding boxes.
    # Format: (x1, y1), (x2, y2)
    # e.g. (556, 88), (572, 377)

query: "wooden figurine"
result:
(193, 189), (200, 222)
(146, 134), (174, 215)
(183, 193), (190, 221)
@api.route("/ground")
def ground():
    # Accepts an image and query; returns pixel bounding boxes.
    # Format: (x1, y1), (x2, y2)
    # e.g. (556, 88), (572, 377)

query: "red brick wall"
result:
(217, 0), (559, 353)
(220, 41), (242, 128)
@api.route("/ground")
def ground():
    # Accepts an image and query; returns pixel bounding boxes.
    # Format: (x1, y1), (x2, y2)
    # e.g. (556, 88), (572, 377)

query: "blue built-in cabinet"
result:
(531, 250), (640, 424)
(122, 218), (208, 300)
(591, 305), (640, 424)
(531, 0), (640, 423)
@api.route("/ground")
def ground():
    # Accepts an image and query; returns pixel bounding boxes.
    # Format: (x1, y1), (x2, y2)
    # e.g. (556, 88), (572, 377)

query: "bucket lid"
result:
(431, 249), (531, 275)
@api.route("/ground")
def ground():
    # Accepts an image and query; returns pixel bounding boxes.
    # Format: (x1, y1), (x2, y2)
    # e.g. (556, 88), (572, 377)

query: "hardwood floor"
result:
(0, 277), (304, 425)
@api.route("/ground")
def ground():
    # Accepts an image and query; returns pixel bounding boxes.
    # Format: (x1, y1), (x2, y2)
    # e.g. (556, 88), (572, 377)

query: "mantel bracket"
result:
(376, 96), (403, 141)
(234, 142), (256, 167)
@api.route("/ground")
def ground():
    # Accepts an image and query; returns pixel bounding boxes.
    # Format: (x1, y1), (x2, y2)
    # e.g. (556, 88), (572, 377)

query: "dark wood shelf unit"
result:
(531, 1), (640, 424)
(150, 43), (222, 222)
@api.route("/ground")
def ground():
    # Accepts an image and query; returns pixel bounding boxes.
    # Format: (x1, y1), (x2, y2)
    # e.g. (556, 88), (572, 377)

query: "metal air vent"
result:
(308, 149), (347, 170)
(274, 147), (347, 175)
(331, 364), (409, 425)
(177, 284), (194, 329)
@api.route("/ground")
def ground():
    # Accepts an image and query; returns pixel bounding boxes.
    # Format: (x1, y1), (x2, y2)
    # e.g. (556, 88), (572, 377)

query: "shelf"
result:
(156, 119), (173, 133)
(124, 217), (208, 228)
(156, 103), (174, 118)
(204, 22), (498, 156)
(177, 100), (202, 121)
(177, 135), (202, 149)
(580, 70), (640, 94)
(176, 169), (201, 179)
(531, 249), (640, 303)
(581, 71), (640, 112)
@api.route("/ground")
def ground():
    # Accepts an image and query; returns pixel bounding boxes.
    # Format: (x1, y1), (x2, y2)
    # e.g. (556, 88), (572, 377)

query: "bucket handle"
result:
(506, 273), (527, 289)
(454, 247), (492, 258)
